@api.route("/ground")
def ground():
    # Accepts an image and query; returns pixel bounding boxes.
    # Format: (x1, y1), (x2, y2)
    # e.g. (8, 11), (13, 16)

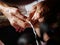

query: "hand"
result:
(6, 7), (31, 32)
(10, 16), (31, 32)
(29, 3), (44, 23)
(0, 6), (31, 32)
(28, 3), (44, 37)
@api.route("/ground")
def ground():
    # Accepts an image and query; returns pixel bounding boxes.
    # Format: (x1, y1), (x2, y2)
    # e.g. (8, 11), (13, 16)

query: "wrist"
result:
(0, 2), (9, 11)
(0, 5), (7, 12)
(0, 5), (4, 11)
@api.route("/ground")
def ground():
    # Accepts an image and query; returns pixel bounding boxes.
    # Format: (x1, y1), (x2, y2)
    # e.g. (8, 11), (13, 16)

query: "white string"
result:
(26, 20), (39, 45)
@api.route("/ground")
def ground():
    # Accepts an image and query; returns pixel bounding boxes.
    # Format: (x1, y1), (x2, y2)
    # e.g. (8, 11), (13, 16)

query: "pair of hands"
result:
(8, 7), (40, 32)
(9, 6), (43, 32)
(0, 2), (44, 33)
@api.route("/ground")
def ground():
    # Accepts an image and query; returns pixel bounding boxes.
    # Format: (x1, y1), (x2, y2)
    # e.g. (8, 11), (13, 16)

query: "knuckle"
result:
(11, 8), (18, 14)
(10, 19), (15, 25)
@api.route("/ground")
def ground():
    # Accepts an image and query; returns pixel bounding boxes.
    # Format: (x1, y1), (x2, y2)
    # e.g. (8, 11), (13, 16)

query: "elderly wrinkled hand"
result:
(28, 3), (45, 37)
(5, 7), (31, 32)
(29, 3), (44, 23)
(0, 3), (31, 32)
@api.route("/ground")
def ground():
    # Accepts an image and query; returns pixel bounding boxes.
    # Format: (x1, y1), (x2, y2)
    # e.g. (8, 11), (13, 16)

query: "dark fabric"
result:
(0, 26), (36, 45)
(46, 39), (57, 45)
(0, 26), (20, 45)
(17, 28), (36, 45)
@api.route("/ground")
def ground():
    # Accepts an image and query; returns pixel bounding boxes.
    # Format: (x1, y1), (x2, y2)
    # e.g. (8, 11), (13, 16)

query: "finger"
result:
(18, 27), (24, 32)
(12, 23), (20, 32)
(32, 11), (40, 21)
(28, 5), (37, 20)
(18, 27), (21, 32)
(38, 17), (44, 23)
